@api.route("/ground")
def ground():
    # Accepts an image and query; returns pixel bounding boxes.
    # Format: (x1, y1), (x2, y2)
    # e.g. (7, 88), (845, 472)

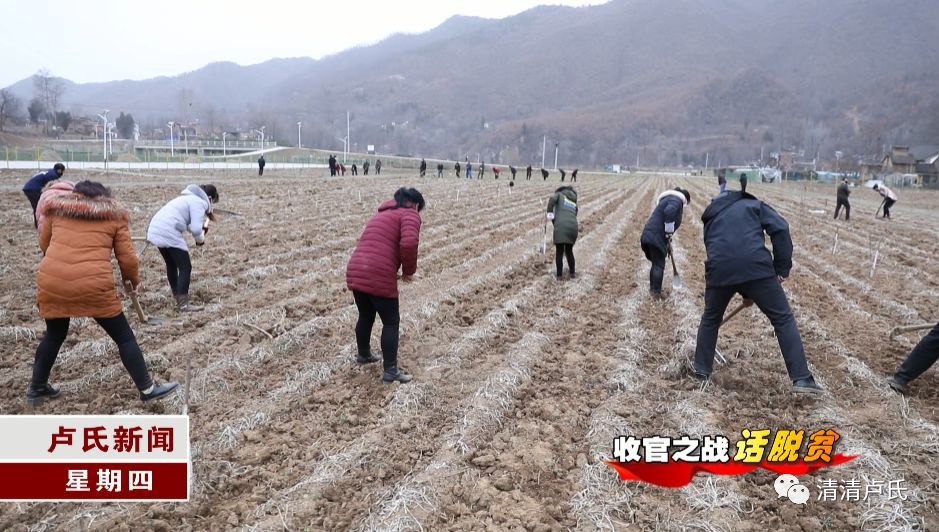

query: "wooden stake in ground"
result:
(831, 230), (839, 255)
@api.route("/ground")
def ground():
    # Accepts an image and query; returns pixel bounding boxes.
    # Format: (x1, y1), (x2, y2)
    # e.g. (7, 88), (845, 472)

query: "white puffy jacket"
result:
(146, 185), (212, 251)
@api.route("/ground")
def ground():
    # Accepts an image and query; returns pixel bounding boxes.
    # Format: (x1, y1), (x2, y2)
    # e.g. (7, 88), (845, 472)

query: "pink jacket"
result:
(36, 181), (76, 233)
(346, 200), (421, 298)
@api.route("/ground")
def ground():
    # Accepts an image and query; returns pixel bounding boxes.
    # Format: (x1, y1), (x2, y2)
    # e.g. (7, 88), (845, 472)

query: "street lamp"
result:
(97, 110), (109, 167)
(554, 141), (559, 170)
(259, 126), (265, 148)
(167, 121), (175, 157)
(297, 121), (302, 149)
(222, 131), (227, 157)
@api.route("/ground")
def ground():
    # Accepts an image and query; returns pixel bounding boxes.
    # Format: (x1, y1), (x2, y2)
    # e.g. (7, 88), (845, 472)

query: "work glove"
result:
(546, 212), (555, 221)
(664, 222), (675, 234)
(195, 237), (205, 247)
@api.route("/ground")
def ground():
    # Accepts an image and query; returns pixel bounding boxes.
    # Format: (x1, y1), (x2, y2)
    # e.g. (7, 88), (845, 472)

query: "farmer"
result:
(559, 168), (567, 182)
(888, 322), (939, 394)
(834, 178), (851, 220)
(363, 160), (370, 175)
(28, 180), (178, 405)
(437, 162), (444, 178)
(690, 176), (822, 394)
(547, 186), (579, 280)
(351, 163), (358, 176)
(717, 169), (727, 194)
(375, 159), (382, 175)
(640, 188), (691, 299)
(873, 183), (897, 219)
(147, 184), (219, 312)
(541, 168), (549, 181)
(23, 163), (65, 227)
(572, 169), (579, 182)
(329, 154), (337, 176)
(258, 155), (266, 176)
(479, 161), (486, 179)
(455, 161), (461, 178)
(346, 187), (425, 384)
(526, 165), (533, 180)
(493, 166), (501, 179)
(466, 161), (473, 179)
(35, 180), (76, 234)
(509, 165), (517, 180)
(419, 158), (427, 177)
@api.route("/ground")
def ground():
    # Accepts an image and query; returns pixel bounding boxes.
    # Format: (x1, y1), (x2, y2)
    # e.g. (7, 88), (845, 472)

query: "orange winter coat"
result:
(37, 193), (140, 319)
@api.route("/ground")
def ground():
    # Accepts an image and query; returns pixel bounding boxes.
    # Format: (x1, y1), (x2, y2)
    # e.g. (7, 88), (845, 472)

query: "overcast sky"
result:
(0, 0), (607, 89)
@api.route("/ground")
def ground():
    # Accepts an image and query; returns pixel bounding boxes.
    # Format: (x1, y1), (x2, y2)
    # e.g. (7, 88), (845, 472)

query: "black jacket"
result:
(640, 191), (686, 260)
(701, 191), (792, 287)
(837, 182), (850, 201)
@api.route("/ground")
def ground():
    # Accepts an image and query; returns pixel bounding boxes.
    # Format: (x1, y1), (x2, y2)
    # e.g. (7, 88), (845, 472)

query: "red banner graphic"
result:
(0, 462), (188, 500)
(605, 454), (858, 488)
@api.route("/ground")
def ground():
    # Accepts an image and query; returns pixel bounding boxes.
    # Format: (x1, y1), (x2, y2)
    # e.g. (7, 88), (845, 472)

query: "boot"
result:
(382, 367), (412, 384)
(355, 351), (382, 365)
(684, 353), (709, 382)
(793, 376), (824, 394)
(886, 375), (909, 395)
(26, 383), (61, 406)
(175, 294), (203, 312)
(140, 381), (180, 402)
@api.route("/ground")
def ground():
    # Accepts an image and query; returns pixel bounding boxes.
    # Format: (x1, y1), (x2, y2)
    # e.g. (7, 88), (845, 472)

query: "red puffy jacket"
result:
(346, 200), (422, 298)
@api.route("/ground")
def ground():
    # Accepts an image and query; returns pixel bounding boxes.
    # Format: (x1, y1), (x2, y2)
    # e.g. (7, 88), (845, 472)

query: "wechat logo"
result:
(774, 474), (810, 505)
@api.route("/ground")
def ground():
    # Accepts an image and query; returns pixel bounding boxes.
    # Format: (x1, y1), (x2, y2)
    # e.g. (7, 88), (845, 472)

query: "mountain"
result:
(6, 0), (939, 167)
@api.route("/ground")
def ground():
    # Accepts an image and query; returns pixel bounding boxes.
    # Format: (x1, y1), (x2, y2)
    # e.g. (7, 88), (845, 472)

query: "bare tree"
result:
(32, 69), (65, 128)
(0, 89), (22, 132)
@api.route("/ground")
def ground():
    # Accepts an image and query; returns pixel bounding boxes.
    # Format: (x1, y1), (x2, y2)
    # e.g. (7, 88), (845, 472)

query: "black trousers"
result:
(32, 314), (152, 391)
(258, 165), (264, 176)
(158, 247), (192, 295)
(526, 169), (532, 180)
(647, 247), (666, 294)
(352, 290), (400, 370)
(693, 276), (812, 381)
(555, 243), (575, 277)
(834, 198), (850, 220)
(883, 198), (896, 218)
(895, 322), (939, 384)
(24, 189), (42, 228)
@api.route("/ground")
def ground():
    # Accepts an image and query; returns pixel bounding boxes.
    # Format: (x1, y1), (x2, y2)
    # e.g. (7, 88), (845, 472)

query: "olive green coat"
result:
(547, 188), (579, 245)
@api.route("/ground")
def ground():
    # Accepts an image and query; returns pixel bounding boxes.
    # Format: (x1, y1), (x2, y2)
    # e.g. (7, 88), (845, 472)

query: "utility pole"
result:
(297, 121), (302, 149)
(222, 131), (227, 157)
(98, 110), (109, 168)
(705, 152), (709, 170)
(167, 121), (175, 157)
(553, 141), (559, 170)
(541, 135), (546, 167)
(345, 110), (350, 163)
